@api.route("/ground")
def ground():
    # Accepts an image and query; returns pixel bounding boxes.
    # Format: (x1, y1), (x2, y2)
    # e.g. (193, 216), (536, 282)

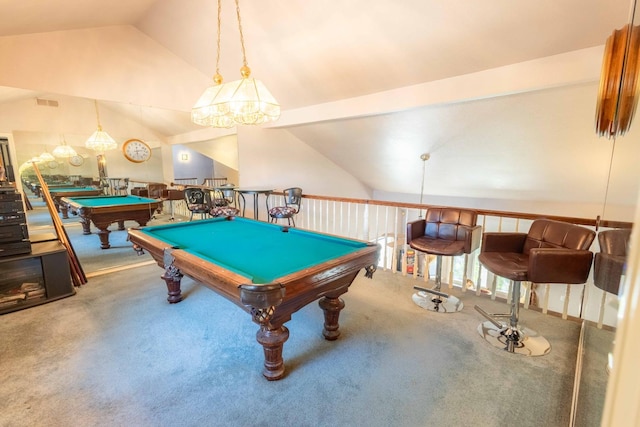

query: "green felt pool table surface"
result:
(138, 217), (369, 283)
(63, 195), (158, 207)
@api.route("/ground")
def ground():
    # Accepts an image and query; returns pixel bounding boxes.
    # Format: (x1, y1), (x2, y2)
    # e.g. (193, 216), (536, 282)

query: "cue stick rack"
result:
(32, 162), (87, 287)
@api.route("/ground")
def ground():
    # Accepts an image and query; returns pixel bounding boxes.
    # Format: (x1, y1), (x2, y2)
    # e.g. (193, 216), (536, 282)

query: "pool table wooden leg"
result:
(256, 325), (289, 381)
(161, 265), (184, 303)
(79, 217), (92, 235)
(96, 227), (111, 249)
(319, 296), (346, 340)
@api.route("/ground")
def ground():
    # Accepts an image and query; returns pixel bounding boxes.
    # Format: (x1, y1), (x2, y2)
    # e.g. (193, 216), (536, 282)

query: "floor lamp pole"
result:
(418, 153), (430, 217)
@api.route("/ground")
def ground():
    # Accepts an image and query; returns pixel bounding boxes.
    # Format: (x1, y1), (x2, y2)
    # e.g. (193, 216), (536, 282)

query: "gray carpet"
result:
(573, 325), (614, 427)
(1, 264), (583, 427)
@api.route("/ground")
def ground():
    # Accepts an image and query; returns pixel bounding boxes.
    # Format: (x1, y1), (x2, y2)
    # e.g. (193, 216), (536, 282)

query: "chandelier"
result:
(52, 135), (78, 158)
(191, 0), (280, 128)
(86, 100), (117, 152)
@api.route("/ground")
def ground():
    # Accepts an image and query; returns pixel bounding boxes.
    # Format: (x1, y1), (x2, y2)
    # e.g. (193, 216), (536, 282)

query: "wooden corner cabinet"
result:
(0, 240), (75, 315)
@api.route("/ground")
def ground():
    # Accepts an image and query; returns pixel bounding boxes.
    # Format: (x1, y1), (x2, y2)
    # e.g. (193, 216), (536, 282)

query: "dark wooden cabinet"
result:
(0, 240), (75, 315)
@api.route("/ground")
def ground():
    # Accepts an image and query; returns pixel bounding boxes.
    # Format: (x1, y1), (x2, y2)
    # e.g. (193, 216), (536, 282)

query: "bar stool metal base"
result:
(412, 287), (463, 313)
(476, 320), (551, 356)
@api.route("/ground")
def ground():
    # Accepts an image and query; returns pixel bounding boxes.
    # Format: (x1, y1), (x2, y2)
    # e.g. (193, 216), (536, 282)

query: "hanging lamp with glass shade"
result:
(191, 0), (280, 128)
(86, 100), (117, 152)
(38, 149), (55, 162)
(52, 135), (78, 158)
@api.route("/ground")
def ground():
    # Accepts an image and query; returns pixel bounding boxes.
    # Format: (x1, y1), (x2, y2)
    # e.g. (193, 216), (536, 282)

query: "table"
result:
(234, 187), (273, 220)
(32, 182), (72, 198)
(61, 195), (161, 249)
(127, 217), (380, 380)
(48, 186), (103, 218)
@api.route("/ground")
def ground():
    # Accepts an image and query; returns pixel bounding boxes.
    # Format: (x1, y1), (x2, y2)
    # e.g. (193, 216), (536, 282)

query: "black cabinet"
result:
(0, 186), (30, 256)
(0, 240), (75, 315)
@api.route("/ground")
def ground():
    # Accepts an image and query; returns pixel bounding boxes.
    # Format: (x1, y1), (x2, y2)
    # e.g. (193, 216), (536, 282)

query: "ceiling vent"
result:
(35, 98), (59, 107)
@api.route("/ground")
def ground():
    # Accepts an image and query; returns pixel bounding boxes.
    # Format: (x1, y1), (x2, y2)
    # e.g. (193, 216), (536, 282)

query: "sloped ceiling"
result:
(0, 0), (636, 213)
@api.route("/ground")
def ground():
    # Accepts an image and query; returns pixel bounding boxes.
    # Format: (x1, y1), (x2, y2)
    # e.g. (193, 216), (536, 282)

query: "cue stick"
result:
(32, 163), (87, 286)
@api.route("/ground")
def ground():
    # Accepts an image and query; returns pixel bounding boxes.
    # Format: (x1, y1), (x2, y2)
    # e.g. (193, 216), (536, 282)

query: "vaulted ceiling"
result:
(0, 0), (636, 214)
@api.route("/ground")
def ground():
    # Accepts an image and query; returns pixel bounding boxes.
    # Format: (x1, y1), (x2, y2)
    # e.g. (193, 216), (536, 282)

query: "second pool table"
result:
(61, 195), (161, 249)
(127, 217), (380, 380)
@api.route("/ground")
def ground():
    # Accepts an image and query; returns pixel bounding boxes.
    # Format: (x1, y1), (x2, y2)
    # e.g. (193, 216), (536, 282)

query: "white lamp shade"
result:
(52, 144), (78, 158)
(85, 129), (117, 152)
(192, 78), (280, 128)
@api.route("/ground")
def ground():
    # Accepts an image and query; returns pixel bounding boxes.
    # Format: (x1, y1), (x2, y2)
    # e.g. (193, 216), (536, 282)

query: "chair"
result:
(209, 184), (240, 217)
(183, 188), (211, 221)
(99, 178), (110, 195)
(475, 219), (595, 356)
(594, 228), (631, 296)
(406, 208), (482, 313)
(113, 178), (129, 195)
(268, 187), (302, 226)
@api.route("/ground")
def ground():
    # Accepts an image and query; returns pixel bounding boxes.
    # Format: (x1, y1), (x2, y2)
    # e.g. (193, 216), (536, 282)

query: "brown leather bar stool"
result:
(407, 208), (482, 313)
(475, 219), (595, 356)
(594, 228), (630, 296)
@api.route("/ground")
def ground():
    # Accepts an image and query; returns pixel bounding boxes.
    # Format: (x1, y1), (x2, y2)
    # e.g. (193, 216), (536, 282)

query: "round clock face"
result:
(47, 160), (58, 169)
(123, 138), (152, 163)
(69, 155), (84, 167)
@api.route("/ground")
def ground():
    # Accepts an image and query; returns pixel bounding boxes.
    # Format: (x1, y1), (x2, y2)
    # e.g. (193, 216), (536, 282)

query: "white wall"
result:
(0, 26), (208, 111)
(236, 126), (372, 198)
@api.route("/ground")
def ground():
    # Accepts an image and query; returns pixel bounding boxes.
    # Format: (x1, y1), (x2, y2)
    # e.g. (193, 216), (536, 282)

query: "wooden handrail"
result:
(300, 193), (633, 229)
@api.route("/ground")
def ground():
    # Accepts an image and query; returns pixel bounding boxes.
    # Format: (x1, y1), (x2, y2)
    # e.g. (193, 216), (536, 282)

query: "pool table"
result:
(127, 217), (380, 380)
(61, 195), (161, 249)
(48, 186), (104, 218)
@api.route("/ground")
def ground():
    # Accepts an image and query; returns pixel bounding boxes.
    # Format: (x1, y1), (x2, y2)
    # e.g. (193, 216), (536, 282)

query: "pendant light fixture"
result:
(52, 134), (78, 158)
(38, 149), (55, 162)
(191, 0), (280, 128)
(85, 100), (117, 152)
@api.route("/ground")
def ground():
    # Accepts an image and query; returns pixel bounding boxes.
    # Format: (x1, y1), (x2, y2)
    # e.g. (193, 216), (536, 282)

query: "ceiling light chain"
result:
(235, 0), (249, 71)
(214, 0), (223, 85)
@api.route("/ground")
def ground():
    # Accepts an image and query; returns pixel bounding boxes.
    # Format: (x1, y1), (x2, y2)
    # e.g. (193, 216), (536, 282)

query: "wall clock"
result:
(122, 138), (152, 163)
(69, 155), (84, 167)
(47, 160), (58, 169)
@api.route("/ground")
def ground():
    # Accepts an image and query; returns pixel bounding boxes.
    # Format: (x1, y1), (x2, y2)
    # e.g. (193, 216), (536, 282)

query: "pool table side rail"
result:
(267, 243), (380, 324)
(172, 244), (378, 325)
(128, 229), (255, 307)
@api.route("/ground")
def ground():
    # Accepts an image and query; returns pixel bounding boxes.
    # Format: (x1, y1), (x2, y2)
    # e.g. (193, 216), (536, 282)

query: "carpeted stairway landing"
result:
(1, 265), (582, 427)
